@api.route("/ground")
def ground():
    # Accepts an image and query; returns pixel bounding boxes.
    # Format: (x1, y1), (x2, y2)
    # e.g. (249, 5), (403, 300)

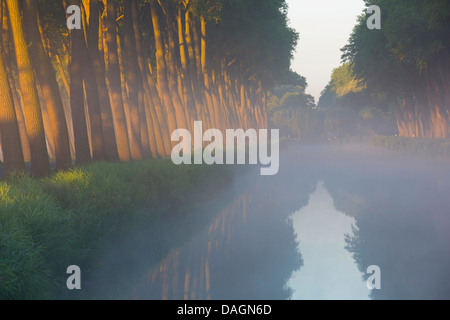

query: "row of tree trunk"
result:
(395, 57), (450, 138)
(0, 0), (267, 178)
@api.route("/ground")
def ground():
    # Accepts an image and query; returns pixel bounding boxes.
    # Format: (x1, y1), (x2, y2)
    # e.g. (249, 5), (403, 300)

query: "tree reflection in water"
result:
(323, 157), (450, 300)
(90, 144), (450, 300)
(129, 169), (312, 300)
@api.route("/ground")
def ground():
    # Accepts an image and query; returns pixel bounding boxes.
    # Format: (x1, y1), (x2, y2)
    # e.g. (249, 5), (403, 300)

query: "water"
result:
(288, 182), (370, 300)
(87, 143), (450, 300)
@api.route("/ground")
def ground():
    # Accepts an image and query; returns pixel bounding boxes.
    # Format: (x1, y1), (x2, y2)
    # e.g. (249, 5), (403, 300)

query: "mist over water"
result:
(84, 142), (450, 300)
(288, 182), (370, 300)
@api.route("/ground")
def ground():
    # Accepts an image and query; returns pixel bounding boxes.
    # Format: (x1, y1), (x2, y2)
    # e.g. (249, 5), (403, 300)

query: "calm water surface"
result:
(88, 143), (450, 300)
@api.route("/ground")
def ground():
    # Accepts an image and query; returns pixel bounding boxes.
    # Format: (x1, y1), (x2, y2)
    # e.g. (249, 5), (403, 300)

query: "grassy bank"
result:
(343, 136), (450, 158)
(0, 160), (228, 300)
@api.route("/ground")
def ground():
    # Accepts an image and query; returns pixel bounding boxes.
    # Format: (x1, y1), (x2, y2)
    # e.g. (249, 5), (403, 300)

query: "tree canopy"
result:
(341, 0), (450, 138)
(0, 0), (299, 177)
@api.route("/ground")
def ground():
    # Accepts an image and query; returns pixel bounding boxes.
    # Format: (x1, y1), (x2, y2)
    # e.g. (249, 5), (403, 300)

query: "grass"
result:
(344, 136), (450, 158)
(0, 159), (228, 300)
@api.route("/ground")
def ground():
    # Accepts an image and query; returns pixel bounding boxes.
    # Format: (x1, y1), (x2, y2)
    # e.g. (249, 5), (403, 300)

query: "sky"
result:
(288, 182), (371, 300)
(286, 0), (366, 102)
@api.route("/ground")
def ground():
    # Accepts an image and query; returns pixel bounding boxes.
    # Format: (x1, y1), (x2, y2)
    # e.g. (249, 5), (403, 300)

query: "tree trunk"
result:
(139, 89), (151, 158)
(145, 60), (172, 155)
(36, 79), (55, 161)
(88, 0), (119, 161)
(6, 0), (50, 177)
(201, 18), (214, 126)
(106, 0), (131, 161)
(150, 0), (181, 138)
(191, 16), (209, 128)
(69, 0), (91, 165)
(83, 46), (106, 161)
(117, 31), (132, 150)
(177, 6), (197, 125)
(143, 93), (159, 158)
(131, 0), (164, 157)
(23, 0), (72, 170)
(161, 1), (189, 129)
(1, 4), (30, 162)
(0, 19), (25, 177)
(185, 10), (204, 125)
(123, 0), (143, 160)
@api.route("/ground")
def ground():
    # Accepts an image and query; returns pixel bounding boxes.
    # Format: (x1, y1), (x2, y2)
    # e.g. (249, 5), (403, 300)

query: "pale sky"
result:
(286, 0), (366, 102)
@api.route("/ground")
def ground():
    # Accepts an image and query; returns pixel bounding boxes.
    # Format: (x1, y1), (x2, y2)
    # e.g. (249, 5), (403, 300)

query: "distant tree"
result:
(342, 0), (450, 138)
(330, 64), (366, 97)
(318, 63), (369, 111)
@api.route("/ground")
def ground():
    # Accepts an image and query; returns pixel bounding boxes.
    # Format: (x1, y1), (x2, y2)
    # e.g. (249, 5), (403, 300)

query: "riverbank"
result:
(344, 136), (450, 158)
(0, 160), (229, 299)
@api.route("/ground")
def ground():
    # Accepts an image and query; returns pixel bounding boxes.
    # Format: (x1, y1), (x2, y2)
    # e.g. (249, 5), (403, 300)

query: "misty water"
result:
(85, 143), (450, 300)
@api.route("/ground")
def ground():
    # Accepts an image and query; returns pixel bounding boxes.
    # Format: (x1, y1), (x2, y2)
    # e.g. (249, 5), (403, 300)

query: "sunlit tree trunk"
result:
(69, 0), (91, 165)
(6, 0), (50, 177)
(217, 59), (230, 128)
(1, 5), (30, 162)
(150, 0), (178, 137)
(55, 53), (70, 96)
(0, 21), (25, 177)
(106, 0), (131, 161)
(159, 0), (189, 131)
(185, 10), (204, 125)
(138, 89), (152, 158)
(83, 47), (106, 161)
(36, 79), (55, 161)
(240, 76), (248, 129)
(200, 18), (214, 127)
(88, 0), (119, 161)
(425, 69), (448, 138)
(177, 6), (197, 125)
(209, 61), (224, 130)
(163, 2), (189, 129)
(141, 95), (157, 158)
(54, 53), (76, 160)
(144, 60), (172, 155)
(191, 16), (210, 128)
(23, 0), (72, 170)
(117, 31), (132, 146)
(131, 0), (164, 157)
(123, 0), (143, 160)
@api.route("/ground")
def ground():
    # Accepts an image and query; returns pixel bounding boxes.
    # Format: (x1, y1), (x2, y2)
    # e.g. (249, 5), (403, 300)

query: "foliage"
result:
(269, 83), (396, 141)
(318, 63), (391, 112)
(341, 0), (450, 138)
(38, 0), (68, 56)
(329, 63), (366, 97)
(208, 0), (299, 87)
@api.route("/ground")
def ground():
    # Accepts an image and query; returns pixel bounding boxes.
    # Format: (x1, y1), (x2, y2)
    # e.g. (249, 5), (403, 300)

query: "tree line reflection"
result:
(129, 171), (313, 299)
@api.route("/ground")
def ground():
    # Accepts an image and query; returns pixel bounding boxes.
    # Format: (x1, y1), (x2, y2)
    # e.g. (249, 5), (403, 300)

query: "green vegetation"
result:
(0, 160), (228, 299)
(267, 84), (318, 140)
(342, 0), (450, 138)
(318, 63), (391, 112)
(268, 82), (396, 141)
(353, 136), (450, 158)
(0, 0), (300, 177)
